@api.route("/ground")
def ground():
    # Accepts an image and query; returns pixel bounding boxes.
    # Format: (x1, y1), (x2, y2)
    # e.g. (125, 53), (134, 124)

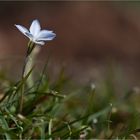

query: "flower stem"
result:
(19, 41), (35, 114)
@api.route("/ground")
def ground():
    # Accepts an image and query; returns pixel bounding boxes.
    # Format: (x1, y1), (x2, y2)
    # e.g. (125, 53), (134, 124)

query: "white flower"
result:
(15, 19), (56, 45)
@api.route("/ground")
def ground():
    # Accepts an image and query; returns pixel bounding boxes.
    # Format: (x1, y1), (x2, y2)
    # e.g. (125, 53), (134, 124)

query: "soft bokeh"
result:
(0, 1), (140, 87)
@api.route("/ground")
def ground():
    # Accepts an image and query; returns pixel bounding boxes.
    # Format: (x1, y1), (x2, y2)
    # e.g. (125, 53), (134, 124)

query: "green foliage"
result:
(0, 64), (139, 139)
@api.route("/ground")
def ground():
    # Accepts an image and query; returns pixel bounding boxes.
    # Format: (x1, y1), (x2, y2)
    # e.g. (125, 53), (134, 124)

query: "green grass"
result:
(0, 62), (140, 140)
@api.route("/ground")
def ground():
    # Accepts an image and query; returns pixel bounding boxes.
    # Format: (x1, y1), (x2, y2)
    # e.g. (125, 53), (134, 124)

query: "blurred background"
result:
(0, 1), (140, 89)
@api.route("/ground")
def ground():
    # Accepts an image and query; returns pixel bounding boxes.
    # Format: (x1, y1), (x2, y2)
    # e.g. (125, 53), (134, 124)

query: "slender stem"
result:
(48, 119), (53, 140)
(19, 41), (35, 114)
(21, 41), (35, 77)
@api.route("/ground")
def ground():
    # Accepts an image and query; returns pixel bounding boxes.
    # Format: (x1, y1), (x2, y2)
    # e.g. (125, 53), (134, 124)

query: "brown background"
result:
(0, 2), (140, 87)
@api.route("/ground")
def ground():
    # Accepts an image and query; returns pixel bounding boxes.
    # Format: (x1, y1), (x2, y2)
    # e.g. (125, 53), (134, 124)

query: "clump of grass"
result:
(1, 65), (140, 139)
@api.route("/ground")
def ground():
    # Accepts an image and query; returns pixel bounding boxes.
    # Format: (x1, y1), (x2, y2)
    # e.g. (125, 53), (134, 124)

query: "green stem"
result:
(48, 119), (53, 140)
(19, 41), (35, 114)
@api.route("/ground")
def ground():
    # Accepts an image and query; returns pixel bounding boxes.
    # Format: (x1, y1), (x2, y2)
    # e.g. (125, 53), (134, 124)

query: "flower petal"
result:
(29, 19), (41, 37)
(36, 30), (56, 41)
(25, 32), (33, 39)
(34, 40), (45, 45)
(15, 24), (29, 36)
